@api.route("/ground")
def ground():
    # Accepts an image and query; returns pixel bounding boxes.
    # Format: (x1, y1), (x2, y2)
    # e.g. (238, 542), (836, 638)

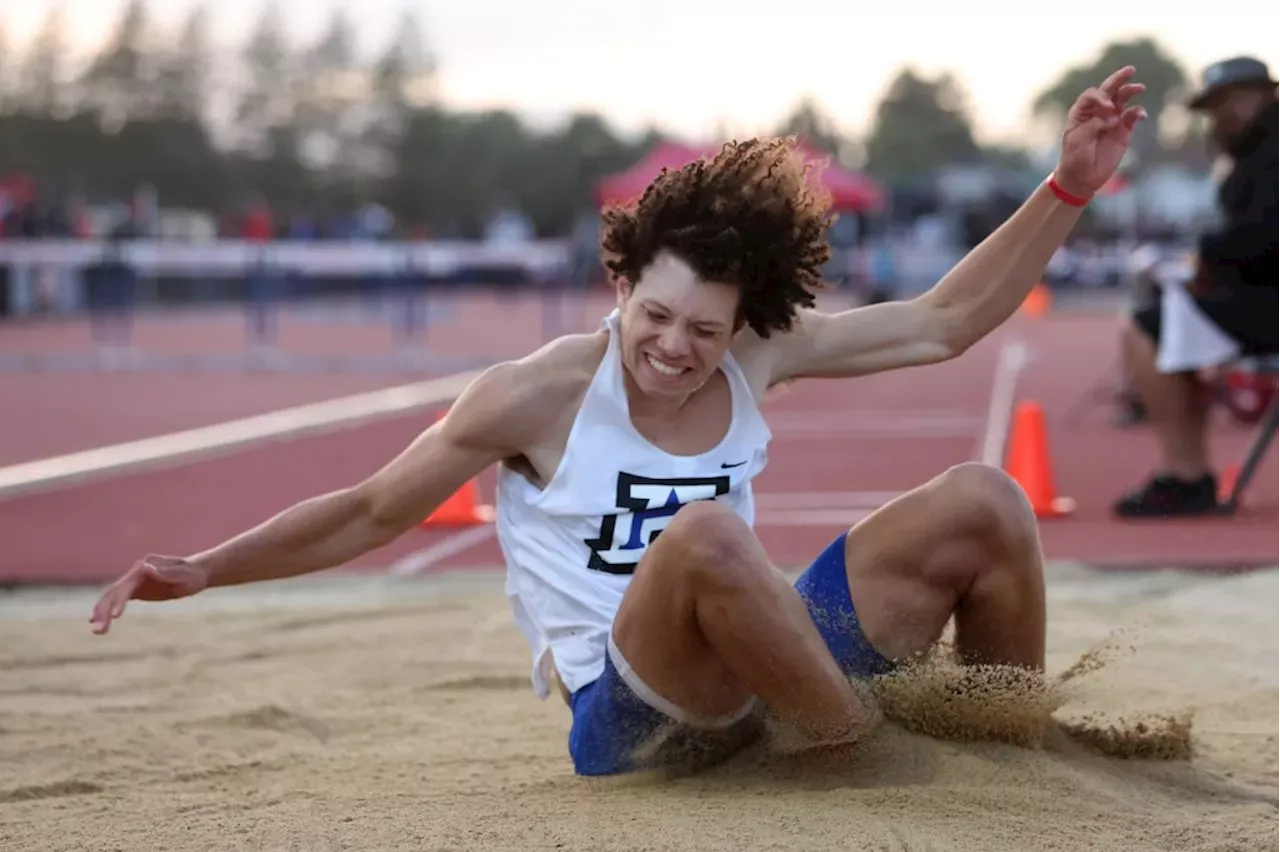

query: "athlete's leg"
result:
(610, 501), (878, 746)
(836, 462), (1046, 670)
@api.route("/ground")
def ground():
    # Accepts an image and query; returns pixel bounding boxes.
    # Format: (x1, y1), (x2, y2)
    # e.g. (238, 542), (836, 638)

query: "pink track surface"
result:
(0, 295), (1275, 585)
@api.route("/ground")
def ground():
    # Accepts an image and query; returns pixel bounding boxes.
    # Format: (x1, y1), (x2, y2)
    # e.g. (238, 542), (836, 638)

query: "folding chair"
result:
(1218, 355), (1279, 513)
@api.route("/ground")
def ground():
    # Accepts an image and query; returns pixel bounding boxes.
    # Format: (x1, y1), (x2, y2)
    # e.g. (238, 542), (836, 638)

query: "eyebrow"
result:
(641, 299), (726, 331)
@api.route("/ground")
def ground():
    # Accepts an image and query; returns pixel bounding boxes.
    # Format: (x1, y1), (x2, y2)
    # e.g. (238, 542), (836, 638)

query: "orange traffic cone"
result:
(422, 478), (495, 527)
(1004, 400), (1074, 518)
(1019, 283), (1052, 318)
(419, 409), (495, 527)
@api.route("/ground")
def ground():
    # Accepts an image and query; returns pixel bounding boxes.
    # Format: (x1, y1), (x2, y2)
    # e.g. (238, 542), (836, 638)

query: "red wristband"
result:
(1046, 173), (1090, 207)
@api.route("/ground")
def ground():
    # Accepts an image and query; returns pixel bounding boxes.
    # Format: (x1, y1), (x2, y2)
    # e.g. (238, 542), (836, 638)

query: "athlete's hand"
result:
(89, 554), (210, 635)
(1053, 66), (1147, 200)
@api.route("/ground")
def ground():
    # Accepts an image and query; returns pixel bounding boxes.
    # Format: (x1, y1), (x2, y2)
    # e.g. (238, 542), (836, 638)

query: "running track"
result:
(0, 291), (1275, 584)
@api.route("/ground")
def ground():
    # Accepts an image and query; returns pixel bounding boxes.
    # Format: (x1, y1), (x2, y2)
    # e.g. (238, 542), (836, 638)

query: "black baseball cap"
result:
(1187, 56), (1279, 110)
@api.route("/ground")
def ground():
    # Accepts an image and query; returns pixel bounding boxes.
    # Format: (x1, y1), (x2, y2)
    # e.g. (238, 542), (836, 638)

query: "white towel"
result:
(1155, 281), (1241, 374)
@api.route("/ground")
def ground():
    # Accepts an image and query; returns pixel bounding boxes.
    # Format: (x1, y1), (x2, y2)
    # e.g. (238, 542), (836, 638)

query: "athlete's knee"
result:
(656, 501), (763, 589)
(931, 462), (1038, 555)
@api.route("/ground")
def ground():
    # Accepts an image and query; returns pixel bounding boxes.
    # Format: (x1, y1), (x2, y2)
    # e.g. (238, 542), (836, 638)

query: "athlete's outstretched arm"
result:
(770, 181), (1086, 381)
(89, 360), (540, 634)
(768, 67), (1147, 384)
(195, 364), (526, 587)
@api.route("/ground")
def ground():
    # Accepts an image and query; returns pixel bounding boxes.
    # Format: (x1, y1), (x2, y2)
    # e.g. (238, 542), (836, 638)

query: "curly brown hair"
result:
(600, 136), (835, 338)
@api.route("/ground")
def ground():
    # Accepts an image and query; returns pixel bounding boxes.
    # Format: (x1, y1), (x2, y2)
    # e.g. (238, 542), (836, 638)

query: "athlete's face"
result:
(617, 252), (740, 400)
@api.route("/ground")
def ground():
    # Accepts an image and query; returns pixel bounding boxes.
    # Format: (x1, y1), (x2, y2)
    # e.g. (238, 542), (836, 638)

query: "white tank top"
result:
(495, 309), (773, 699)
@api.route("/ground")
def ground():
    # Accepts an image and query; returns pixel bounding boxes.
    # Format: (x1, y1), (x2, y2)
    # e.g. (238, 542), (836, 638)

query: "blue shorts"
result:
(567, 531), (894, 776)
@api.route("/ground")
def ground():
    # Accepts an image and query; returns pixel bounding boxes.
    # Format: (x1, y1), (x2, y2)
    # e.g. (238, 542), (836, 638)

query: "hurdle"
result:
(0, 238), (577, 374)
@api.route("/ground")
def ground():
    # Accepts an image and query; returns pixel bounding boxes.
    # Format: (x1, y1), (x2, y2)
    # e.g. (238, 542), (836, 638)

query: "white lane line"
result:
(389, 525), (497, 577)
(0, 370), (483, 498)
(977, 340), (1028, 467)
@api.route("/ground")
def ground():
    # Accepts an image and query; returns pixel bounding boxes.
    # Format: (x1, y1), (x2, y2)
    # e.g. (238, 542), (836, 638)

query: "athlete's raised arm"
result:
(767, 66), (1147, 385)
(88, 358), (545, 635)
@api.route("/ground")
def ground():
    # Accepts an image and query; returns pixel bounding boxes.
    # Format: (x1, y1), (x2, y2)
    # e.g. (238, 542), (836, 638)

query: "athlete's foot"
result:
(1112, 472), (1219, 519)
(760, 682), (881, 758)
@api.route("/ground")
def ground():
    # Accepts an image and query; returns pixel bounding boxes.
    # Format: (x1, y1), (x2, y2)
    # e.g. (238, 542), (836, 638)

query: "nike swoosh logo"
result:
(720, 461), (748, 469)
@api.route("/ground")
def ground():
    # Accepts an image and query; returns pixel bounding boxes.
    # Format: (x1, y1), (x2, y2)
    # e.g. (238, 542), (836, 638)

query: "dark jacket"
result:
(1200, 100), (1278, 289)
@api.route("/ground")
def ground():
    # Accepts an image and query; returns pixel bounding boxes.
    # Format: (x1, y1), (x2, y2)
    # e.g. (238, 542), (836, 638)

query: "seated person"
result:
(1115, 57), (1278, 518)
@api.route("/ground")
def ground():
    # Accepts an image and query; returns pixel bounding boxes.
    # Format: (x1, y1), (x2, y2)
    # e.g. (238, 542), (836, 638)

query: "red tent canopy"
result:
(594, 140), (885, 212)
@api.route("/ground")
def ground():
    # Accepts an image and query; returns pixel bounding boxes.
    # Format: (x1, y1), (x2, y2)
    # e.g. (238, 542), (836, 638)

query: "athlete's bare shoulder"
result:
(517, 330), (608, 381)
(445, 331), (607, 458)
(728, 321), (806, 400)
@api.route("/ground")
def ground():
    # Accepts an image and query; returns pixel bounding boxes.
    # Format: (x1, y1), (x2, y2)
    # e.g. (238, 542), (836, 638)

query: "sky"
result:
(6, 0), (1279, 147)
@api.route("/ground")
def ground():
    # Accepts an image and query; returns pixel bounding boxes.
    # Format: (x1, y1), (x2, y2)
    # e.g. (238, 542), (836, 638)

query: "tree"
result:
(153, 4), (211, 126)
(775, 97), (845, 157)
(366, 9), (437, 179)
(864, 68), (980, 180)
(0, 8), (684, 238)
(79, 0), (155, 131)
(520, 112), (649, 232)
(0, 24), (9, 113)
(980, 143), (1033, 173)
(295, 8), (360, 177)
(235, 2), (298, 159)
(225, 3), (312, 214)
(1032, 38), (1188, 158)
(15, 5), (69, 117)
(372, 9), (437, 115)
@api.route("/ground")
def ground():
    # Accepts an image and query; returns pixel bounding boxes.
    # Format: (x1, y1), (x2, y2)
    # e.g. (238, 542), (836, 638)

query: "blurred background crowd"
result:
(0, 1), (1273, 315)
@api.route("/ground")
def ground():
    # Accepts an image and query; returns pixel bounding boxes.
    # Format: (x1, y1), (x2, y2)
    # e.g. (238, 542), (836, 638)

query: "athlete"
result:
(88, 68), (1146, 776)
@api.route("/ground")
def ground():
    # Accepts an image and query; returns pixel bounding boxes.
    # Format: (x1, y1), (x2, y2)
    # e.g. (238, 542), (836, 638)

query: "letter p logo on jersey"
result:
(583, 472), (731, 574)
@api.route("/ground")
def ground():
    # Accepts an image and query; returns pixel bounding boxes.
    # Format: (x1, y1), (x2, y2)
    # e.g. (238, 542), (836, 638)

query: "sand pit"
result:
(1, 563), (1276, 852)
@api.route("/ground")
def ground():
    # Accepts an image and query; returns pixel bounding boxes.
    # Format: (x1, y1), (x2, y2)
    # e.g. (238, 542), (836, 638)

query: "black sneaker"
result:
(1112, 473), (1220, 519)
